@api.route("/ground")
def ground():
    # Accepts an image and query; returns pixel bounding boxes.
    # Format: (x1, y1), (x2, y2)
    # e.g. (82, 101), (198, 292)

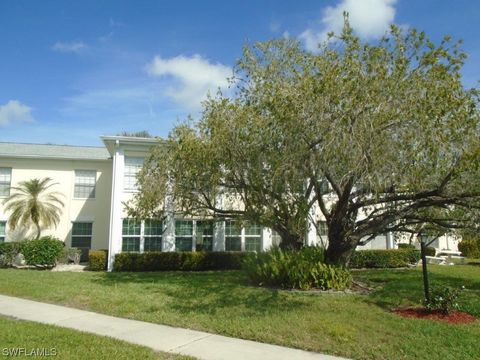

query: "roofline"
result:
(0, 153), (111, 161)
(100, 135), (163, 144)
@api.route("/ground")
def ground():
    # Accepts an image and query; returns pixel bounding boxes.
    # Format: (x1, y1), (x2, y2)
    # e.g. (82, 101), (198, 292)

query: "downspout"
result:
(107, 140), (119, 271)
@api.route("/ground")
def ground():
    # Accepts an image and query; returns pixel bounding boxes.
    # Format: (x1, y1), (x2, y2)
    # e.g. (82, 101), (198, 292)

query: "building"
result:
(0, 136), (460, 270)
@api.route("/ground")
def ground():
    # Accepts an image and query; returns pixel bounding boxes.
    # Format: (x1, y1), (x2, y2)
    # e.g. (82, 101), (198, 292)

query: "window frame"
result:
(122, 218), (141, 252)
(0, 221), (6, 243)
(124, 157), (144, 192)
(74, 170), (97, 199)
(175, 219), (194, 252)
(143, 219), (163, 252)
(0, 167), (12, 198)
(244, 223), (263, 252)
(71, 222), (93, 249)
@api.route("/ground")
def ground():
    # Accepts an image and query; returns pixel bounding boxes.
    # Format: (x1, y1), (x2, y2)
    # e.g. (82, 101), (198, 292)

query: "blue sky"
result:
(0, 0), (479, 146)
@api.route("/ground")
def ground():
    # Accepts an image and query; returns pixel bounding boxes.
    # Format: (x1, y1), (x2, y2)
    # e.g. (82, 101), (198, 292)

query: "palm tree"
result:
(2, 178), (64, 239)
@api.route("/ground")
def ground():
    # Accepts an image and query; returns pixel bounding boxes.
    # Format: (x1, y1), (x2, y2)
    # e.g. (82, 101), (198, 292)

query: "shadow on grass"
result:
(89, 270), (308, 316)
(353, 267), (480, 316)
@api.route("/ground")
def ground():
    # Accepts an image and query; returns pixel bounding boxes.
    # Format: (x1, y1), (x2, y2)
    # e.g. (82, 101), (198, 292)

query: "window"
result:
(74, 170), (96, 198)
(196, 221), (214, 252)
(245, 223), (262, 252)
(144, 219), (163, 252)
(175, 220), (193, 251)
(225, 220), (241, 251)
(319, 179), (330, 194)
(317, 221), (328, 237)
(0, 168), (12, 197)
(124, 157), (143, 191)
(71, 222), (92, 248)
(122, 219), (141, 252)
(0, 222), (5, 242)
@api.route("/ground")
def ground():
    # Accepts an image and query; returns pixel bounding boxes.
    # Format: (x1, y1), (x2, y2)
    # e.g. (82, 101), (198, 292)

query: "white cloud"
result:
(52, 41), (88, 53)
(146, 54), (232, 110)
(300, 0), (397, 51)
(0, 100), (34, 126)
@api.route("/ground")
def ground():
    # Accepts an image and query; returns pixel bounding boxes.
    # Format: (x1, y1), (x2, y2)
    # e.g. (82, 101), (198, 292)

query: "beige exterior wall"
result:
(0, 157), (112, 250)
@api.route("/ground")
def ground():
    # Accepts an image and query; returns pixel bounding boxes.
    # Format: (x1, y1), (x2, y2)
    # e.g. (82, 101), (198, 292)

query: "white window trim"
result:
(73, 170), (97, 200)
(0, 167), (12, 198)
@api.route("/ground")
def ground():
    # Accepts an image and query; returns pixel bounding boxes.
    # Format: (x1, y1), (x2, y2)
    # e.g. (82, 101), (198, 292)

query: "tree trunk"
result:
(325, 240), (356, 266)
(277, 230), (303, 250)
(420, 241), (430, 303)
(34, 222), (41, 240)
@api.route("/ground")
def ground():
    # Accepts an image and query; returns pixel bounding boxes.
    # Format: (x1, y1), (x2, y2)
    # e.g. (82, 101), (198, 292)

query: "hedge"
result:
(114, 251), (246, 272)
(21, 237), (64, 267)
(458, 240), (480, 258)
(243, 247), (351, 290)
(349, 249), (420, 268)
(88, 250), (108, 271)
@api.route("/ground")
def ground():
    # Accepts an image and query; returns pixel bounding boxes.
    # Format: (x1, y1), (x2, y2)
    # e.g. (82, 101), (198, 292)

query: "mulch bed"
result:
(394, 307), (476, 324)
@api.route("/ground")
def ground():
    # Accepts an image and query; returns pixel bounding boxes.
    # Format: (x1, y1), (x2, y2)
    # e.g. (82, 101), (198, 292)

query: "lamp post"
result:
(419, 233), (430, 303)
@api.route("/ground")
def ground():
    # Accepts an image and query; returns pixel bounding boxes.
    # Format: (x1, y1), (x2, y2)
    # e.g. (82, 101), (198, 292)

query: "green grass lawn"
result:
(0, 264), (479, 360)
(0, 315), (192, 360)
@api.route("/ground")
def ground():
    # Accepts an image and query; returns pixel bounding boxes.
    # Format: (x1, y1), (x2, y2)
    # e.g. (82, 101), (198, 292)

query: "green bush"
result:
(114, 251), (246, 272)
(425, 286), (464, 315)
(0, 242), (26, 267)
(397, 243), (416, 250)
(349, 249), (420, 268)
(424, 246), (436, 256)
(21, 237), (64, 267)
(88, 250), (108, 271)
(458, 240), (480, 258)
(242, 247), (351, 290)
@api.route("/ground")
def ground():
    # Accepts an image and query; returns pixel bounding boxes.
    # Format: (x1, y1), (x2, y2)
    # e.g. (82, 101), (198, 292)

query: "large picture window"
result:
(0, 222), (5, 243)
(122, 219), (141, 252)
(225, 220), (241, 251)
(196, 221), (214, 252)
(175, 220), (193, 251)
(245, 223), (262, 252)
(74, 170), (96, 198)
(124, 157), (143, 191)
(0, 168), (12, 197)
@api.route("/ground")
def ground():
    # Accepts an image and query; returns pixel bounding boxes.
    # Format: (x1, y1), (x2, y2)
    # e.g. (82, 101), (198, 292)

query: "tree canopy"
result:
(130, 21), (480, 265)
(3, 177), (65, 239)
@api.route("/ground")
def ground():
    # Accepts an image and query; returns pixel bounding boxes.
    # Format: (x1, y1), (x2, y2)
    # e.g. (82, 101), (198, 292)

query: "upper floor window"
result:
(124, 157), (144, 191)
(0, 168), (12, 197)
(0, 221), (5, 242)
(74, 170), (96, 199)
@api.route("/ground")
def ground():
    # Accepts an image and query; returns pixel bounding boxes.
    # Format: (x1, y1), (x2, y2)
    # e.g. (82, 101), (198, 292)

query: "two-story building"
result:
(0, 136), (459, 271)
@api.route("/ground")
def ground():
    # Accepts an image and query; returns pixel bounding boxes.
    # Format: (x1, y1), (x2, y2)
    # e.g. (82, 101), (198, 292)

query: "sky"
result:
(1, 0), (479, 146)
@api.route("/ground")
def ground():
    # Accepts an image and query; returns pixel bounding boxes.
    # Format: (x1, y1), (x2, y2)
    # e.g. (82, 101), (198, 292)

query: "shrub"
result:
(0, 242), (26, 267)
(114, 251), (246, 272)
(89, 250), (108, 271)
(425, 246), (436, 256)
(425, 286), (464, 315)
(242, 247), (351, 290)
(458, 240), (480, 258)
(21, 236), (64, 267)
(57, 248), (82, 264)
(397, 243), (416, 250)
(349, 249), (420, 268)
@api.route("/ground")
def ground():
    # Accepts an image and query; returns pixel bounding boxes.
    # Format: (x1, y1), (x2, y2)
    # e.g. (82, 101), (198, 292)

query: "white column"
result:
(262, 227), (272, 251)
(162, 184), (175, 252)
(213, 221), (225, 251)
(107, 143), (124, 271)
(306, 205), (317, 246)
(386, 232), (395, 249)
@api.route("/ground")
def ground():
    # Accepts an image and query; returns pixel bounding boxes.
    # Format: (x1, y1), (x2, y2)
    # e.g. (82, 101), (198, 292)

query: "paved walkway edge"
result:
(0, 294), (348, 360)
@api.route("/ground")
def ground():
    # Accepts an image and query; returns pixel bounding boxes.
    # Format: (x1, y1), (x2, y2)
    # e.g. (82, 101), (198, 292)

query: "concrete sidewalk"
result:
(0, 294), (347, 360)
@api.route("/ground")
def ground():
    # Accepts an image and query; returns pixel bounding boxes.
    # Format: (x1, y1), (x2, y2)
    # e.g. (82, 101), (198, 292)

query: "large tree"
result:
(3, 178), (65, 239)
(130, 21), (480, 265)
